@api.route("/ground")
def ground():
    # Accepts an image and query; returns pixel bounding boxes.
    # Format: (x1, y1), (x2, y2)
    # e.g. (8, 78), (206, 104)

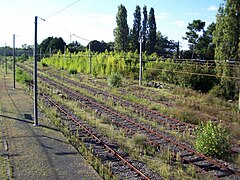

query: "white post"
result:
(139, 37), (143, 86)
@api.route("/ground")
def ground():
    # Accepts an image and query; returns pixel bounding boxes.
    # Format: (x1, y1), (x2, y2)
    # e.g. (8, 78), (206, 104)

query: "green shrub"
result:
(107, 73), (122, 88)
(195, 121), (230, 158)
(19, 53), (29, 62)
(68, 69), (78, 75)
(41, 62), (48, 67)
(16, 68), (32, 84)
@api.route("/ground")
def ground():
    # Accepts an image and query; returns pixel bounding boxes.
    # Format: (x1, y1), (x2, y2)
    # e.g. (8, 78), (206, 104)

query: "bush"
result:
(68, 69), (78, 75)
(19, 53), (29, 62)
(41, 62), (48, 67)
(195, 121), (230, 158)
(16, 68), (32, 84)
(107, 73), (122, 88)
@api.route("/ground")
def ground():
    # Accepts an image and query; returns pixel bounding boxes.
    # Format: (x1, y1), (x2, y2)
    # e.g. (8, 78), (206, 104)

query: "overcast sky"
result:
(0, 0), (222, 50)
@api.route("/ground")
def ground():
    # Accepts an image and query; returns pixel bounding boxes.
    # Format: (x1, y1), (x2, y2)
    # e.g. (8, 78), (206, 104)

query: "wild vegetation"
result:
(41, 50), (239, 100)
(196, 121), (230, 158)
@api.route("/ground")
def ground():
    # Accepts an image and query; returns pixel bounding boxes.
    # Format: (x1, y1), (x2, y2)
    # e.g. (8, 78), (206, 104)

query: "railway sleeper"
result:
(183, 156), (204, 163)
(210, 169), (233, 178)
(180, 151), (194, 157)
(96, 154), (118, 163)
(118, 171), (140, 179)
(36, 71), (239, 179)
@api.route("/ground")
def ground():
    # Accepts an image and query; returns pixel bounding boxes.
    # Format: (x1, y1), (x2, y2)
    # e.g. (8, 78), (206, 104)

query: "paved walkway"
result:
(0, 70), (102, 180)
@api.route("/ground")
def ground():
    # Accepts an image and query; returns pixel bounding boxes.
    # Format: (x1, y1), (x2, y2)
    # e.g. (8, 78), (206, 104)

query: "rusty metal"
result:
(42, 93), (151, 180)
(17, 64), (240, 179)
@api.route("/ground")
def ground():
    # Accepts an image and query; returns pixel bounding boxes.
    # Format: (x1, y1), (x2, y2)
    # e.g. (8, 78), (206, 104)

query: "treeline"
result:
(37, 4), (178, 58)
(38, 0), (240, 100)
(114, 4), (177, 57)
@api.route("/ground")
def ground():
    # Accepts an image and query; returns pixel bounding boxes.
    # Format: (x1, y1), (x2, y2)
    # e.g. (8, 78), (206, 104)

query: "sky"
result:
(0, 0), (223, 50)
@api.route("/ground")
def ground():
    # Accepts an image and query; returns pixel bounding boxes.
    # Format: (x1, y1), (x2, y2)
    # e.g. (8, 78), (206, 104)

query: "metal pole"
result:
(89, 42), (92, 74)
(139, 37), (143, 86)
(13, 34), (16, 89)
(4, 43), (7, 74)
(34, 16), (38, 126)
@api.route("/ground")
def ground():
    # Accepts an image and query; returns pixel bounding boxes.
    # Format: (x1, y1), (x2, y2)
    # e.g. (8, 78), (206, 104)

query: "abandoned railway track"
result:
(18, 64), (240, 179)
(35, 66), (196, 133)
(41, 93), (160, 179)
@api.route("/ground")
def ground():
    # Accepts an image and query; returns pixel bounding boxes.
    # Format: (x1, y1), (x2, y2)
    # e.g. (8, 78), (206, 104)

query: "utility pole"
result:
(34, 16), (38, 126)
(4, 43), (7, 74)
(13, 34), (16, 89)
(139, 36), (143, 86)
(89, 42), (92, 74)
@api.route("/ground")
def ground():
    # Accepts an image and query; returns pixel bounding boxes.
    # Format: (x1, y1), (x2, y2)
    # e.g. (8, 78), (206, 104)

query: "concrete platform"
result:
(0, 70), (102, 180)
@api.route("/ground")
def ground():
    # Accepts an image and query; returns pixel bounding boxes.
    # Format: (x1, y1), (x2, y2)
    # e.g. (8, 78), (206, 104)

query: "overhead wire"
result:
(39, 0), (91, 44)
(45, 0), (81, 19)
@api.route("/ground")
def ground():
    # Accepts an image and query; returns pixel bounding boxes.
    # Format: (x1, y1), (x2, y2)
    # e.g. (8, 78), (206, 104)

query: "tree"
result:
(87, 40), (105, 53)
(196, 22), (216, 60)
(38, 36), (54, 54)
(46, 37), (66, 54)
(213, 4), (230, 61)
(131, 5), (141, 52)
(183, 20), (205, 59)
(105, 41), (115, 52)
(67, 41), (84, 53)
(147, 7), (157, 54)
(155, 31), (176, 57)
(213, 0), (240, 61)
(142, 5), (148, 52)
(39, 37), (66, 55)
(212, 1), (240, 100)
(114, 4), (129, 52)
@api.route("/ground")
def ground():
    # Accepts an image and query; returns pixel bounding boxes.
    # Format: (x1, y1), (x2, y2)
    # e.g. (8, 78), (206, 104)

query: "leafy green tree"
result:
(114, 4), (129, 52)
(183, 20), (205, 59)
(46, 37), (66, 54)
(142, 5), (148, 52)
(196, 22), (216, 60)
(212, 1), (240, 100)
(213, 0), (240, 61)
(67, 41), (84, 53)
(155, 31), (176, 57)
(38, 36), (54, 54)
(105, 41), (115, 52)
(39, 37), (66, 55)
(131, 5), (141, 52)
(213, 4), (227, 61)
(147, 7), (157, 54)
(89, 40), (105, 53)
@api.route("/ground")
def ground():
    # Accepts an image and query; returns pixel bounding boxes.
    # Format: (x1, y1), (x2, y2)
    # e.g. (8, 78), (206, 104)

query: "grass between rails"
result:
(40, 82), (208, 179)
(26, 62), (240, 149)
(43, 71), (196, 148)
(22, 62), (240, 169)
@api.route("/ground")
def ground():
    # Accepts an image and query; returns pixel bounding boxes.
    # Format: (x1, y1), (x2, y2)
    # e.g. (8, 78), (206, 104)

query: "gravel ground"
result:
(0, 71), (102, 180)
